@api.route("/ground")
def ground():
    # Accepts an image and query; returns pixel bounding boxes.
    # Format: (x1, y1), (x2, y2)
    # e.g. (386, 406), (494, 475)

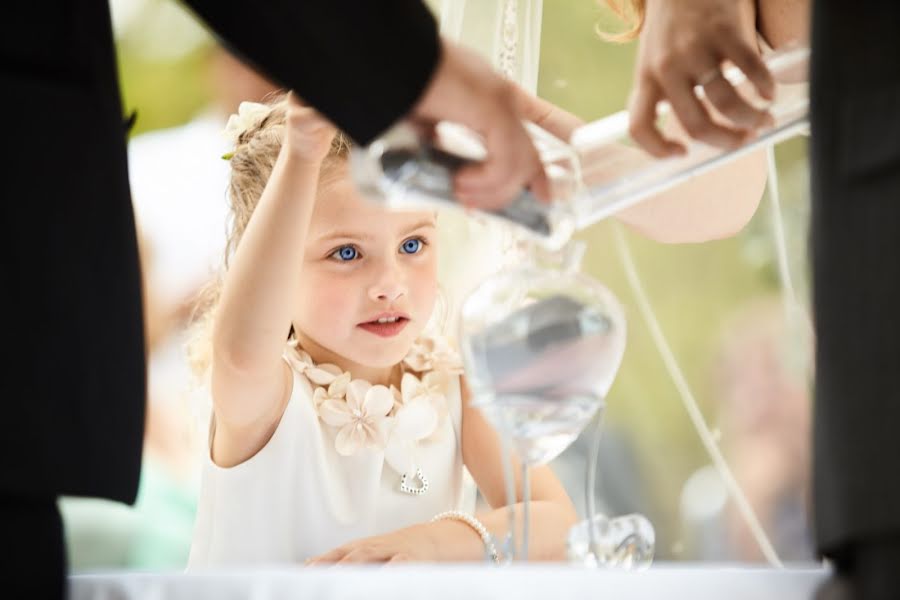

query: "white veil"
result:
(431, 0), (544, 340)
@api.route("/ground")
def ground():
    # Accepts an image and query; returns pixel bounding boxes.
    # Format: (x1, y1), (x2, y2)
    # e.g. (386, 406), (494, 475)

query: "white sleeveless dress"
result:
(188, 340), (476, 567)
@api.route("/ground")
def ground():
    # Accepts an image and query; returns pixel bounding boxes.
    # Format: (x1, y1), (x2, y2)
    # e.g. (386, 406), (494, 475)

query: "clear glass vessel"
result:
(458, 242), (627, 559)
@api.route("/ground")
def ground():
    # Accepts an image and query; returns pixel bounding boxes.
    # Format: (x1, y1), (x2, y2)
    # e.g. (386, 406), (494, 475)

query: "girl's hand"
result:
(305, 524), (438, 565)
(283, 92), (336, 164)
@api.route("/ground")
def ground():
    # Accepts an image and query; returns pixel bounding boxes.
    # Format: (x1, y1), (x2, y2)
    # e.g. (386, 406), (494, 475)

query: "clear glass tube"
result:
(566, 46), (809, 231)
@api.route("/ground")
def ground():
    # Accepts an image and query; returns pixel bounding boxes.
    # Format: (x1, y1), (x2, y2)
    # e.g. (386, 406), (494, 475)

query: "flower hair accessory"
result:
(222, 101), (271, 153)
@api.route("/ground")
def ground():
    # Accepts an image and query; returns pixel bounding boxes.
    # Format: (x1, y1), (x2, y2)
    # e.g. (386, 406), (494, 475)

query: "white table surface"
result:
(71, 563), (830, 600)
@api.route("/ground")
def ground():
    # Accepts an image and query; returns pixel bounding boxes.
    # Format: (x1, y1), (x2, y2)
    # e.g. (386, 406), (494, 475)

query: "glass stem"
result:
(500, 429), (518, 563)
(585, 413), (604, 561)
(520, 462), (531, 561)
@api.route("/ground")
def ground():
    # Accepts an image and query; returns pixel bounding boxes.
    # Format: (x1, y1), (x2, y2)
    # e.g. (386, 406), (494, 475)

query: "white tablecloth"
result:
(71, 563), (829, 600)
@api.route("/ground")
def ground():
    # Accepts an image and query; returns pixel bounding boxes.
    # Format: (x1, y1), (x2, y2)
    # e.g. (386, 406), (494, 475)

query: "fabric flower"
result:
(283, 335), (460, 467)
(382, 370), (454, 476)
(400, 371), (451, 423)
(403, 336), (464, 374)
(285, 343), (344, 386)
(318, 380), (393, 456)
(223, 101), (270, 145)
(383, 394), (440, 477)
(312, 372), (351, 409)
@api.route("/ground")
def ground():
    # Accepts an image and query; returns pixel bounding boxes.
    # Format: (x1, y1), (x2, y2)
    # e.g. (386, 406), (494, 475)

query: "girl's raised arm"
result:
(212, 95), (336, 467)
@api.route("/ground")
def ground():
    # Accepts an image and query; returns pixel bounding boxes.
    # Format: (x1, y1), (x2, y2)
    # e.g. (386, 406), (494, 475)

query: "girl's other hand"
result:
(284, 92), (337, 164)
(304, 524), (437, 565)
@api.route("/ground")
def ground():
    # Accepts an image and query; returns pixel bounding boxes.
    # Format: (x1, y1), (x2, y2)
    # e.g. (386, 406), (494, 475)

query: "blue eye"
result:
(331, 245), (359, 261)
(401, 238), (423, 254)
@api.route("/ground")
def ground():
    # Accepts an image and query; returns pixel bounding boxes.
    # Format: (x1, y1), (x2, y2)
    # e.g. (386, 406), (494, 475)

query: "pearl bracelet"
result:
(431, 510), (500, 564)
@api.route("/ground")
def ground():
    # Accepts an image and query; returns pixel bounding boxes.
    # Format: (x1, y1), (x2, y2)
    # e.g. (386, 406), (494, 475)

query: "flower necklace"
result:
(284, 337), (463, 496)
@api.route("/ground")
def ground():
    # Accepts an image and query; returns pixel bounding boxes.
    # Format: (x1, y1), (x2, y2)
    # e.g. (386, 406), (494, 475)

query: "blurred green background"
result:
(70, 0), (812, 569)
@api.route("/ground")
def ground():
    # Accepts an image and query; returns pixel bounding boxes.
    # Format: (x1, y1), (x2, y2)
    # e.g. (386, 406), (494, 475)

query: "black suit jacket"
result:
(1, 1), (438, 504)
(810, 2), (900, 554)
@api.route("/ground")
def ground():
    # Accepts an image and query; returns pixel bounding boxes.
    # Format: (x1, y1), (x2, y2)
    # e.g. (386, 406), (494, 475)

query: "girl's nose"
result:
(368, 262), (408, 303)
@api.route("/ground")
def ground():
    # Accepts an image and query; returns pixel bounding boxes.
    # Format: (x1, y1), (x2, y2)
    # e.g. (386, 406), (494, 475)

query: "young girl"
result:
(187, 93), (578, 566)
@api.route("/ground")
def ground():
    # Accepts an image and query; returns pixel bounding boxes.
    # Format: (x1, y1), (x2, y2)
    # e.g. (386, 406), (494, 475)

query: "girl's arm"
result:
(211, 97), (336, 468)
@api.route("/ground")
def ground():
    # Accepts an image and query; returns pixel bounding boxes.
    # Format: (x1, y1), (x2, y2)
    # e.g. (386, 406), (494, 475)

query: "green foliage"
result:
(117, 42), (214, 138)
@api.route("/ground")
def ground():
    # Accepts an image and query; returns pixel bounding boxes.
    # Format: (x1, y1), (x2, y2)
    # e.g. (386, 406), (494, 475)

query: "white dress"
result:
(188, 341), (476, 567)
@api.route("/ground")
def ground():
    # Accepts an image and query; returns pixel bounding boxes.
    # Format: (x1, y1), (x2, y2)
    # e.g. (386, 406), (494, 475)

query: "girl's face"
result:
(294, 168), (438, 373)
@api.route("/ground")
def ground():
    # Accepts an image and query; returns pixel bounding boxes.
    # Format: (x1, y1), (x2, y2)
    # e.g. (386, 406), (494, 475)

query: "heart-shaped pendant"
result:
(399, 467), (429, 496)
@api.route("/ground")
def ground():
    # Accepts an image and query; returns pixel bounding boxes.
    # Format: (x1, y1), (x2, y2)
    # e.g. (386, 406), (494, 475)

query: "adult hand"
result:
(510, 81), (585, 142)
(629, 0), (776, 157)
(412, 39), (550, 210)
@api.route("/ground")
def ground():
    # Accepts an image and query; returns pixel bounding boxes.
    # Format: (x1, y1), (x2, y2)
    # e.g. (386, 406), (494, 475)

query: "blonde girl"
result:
(187, 93), (577, 566)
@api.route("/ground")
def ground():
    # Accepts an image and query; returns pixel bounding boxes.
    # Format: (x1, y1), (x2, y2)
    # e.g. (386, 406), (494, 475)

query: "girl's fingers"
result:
(336, 547), (380, 564)
(305, 546), (348, 565)
(384, 553), (410, 565)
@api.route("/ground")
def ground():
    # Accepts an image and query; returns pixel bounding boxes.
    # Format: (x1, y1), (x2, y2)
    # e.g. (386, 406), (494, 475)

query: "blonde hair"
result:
(600, 0), (645, 42)
(188, 93), (352, 377)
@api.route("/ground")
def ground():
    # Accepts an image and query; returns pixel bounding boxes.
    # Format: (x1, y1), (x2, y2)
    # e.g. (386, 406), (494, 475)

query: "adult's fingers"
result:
(528, 167), (551, 203)
(454, 116), (547, 209)
(453, 181), (543, 211)
(702, 71), (774, 130)
(454, 163), (523, 210)
(659, 68), (748, 149)
(510, 82), (584, 141)
(718, 34), (776, 101)
(628, 77), (685, 158)
(454, 167), (549, 209)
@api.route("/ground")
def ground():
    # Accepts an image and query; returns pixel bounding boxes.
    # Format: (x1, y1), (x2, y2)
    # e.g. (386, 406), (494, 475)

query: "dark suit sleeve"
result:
(182, 0), (440, 145)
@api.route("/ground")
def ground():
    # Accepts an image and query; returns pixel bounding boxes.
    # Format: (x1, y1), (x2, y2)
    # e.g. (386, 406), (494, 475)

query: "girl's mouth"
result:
(357, 316), (410, 338)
